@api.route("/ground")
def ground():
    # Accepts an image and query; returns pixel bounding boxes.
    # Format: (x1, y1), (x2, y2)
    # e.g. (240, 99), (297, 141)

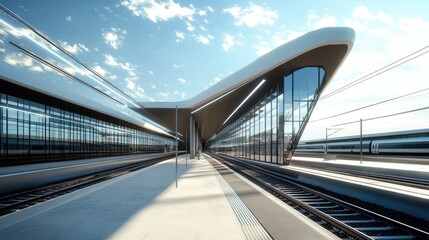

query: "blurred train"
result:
(296, 129), (429, 155)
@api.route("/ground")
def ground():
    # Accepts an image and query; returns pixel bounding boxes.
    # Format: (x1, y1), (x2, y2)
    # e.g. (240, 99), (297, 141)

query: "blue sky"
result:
(1, 0), (429, 140)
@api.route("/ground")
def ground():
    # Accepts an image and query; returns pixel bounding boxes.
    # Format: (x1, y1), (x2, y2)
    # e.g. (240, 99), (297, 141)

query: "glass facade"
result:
(207, 67), (325, 165)
(0, 81), (174, 166)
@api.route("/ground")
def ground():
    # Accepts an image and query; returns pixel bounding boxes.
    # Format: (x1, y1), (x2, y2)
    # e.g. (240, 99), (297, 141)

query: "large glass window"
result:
(0, 83), (174, 166)
(207, 66), (325, 165)
(284, 67), (325, 162)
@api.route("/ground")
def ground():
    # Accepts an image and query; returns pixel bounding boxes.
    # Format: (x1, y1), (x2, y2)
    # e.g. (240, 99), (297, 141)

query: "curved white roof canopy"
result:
(139, 27), (355, 142)
(0, 5), (172, 137)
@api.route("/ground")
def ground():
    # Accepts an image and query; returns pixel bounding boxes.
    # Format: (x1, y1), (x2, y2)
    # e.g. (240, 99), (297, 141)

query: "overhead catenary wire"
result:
(0, 3), (142, 108)
(320, 45), (429, 101)
(331, 106), (429, 127)
(310, 86), (429, 123)
(0, 3), (174, 135)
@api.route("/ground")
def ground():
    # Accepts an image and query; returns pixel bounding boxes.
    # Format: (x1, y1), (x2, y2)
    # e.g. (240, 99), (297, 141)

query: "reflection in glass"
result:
(0, 84), (174, 166)
(207, 67), (325, 165)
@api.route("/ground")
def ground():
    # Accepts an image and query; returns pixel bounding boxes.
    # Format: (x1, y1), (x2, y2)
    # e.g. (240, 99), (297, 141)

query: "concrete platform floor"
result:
(0, 155), (337, 240)
(0, 155), (248, 239)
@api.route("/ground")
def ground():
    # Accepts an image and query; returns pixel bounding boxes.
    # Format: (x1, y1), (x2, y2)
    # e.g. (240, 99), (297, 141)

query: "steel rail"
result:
(210, 153), (429, 239)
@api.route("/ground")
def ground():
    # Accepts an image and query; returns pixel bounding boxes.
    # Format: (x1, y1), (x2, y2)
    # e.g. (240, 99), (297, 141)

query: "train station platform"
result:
(291, 155), (429, 181)
(0, 155), (337, 240)
(228, 154), (429, 222)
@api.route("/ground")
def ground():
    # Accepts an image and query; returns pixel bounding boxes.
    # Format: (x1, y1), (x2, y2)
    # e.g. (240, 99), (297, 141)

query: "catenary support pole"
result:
(325, 128), (328, 159)
(185, 130), (187, 166)
(360, 118), (363, 164)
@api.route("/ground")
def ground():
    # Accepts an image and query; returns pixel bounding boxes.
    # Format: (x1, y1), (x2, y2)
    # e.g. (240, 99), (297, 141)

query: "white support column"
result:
(190, 115), (195, 159)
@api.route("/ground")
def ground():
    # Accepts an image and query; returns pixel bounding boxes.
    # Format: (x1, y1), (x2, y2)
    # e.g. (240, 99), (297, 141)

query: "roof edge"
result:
(141, 27), (355, 109)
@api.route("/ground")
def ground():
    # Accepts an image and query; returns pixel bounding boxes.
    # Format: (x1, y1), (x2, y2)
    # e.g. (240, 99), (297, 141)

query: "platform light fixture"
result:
(223, 79), (266, 125)
(191, 88), (237, 114)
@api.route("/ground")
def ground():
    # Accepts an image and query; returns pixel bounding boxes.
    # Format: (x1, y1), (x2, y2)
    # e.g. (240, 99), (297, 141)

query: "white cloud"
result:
(254, 40), (271, 56)
(65, 16), (72, 22)
(59, 41), (90, 54)
(120, 62), (137, 77)
(308, 13), (318, 21)
(272, 35), (287, 47)
(78, 44), (89, 52)
(186, 21), (195, 31)
(0, 48), (5, 52)
(4, 52), (49, 73)
(173, 64), (184, 69)
(102, 28), (126, 50)
(109, 74), (117, 80)
(248, 29), (304, 57)
(136, 86), (145, 97)
(172, 90), (186, 99)
(1, 26), (58, 52)
(103, 32), (121, 49)
(103, 54), (139, 81)
(213, 77), (221, 84)
(126, 79), (136, 90)
(303, 5), (429, 140)
(178, 78), (187, 84)
(157, 92), (170, 100)
(196, 34), (210, 45)
(29, 65), (43, 72)
(207, 6), (214, 13)
(93, 65), (108, 77)
(151, 84), (157, 89)
(112, 27), (127, 34)
(5, 52), (34, 67)
(209, 73), (224, 87)
(148, 70), (154, 75)
(353, 6), (371, 19)
(175, 31), (185, 42)
(121, 0), (196, 23)
(198, 10), (206, 16)
(308, 14), (337, 30)
(352, 5), (393, 25)
(4, 26), (33, 38)
(104, 54), (119, 67)
(63, 65), (83, 76)
(286, 31), (306, 41)
(223, 3), (278, 28)
(104, 6), (113, 13)
(126, 85), (152, 101)
(222, 33), (235, 52)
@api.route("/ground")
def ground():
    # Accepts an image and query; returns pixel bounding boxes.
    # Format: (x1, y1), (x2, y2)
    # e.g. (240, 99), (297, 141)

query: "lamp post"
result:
(186, 129), (187, 166)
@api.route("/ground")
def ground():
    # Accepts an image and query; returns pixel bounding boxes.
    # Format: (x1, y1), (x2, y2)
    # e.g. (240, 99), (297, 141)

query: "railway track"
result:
(0, 154), (173, 216)
(293, 164), (429, 190)
(209, 154), (429, 240)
